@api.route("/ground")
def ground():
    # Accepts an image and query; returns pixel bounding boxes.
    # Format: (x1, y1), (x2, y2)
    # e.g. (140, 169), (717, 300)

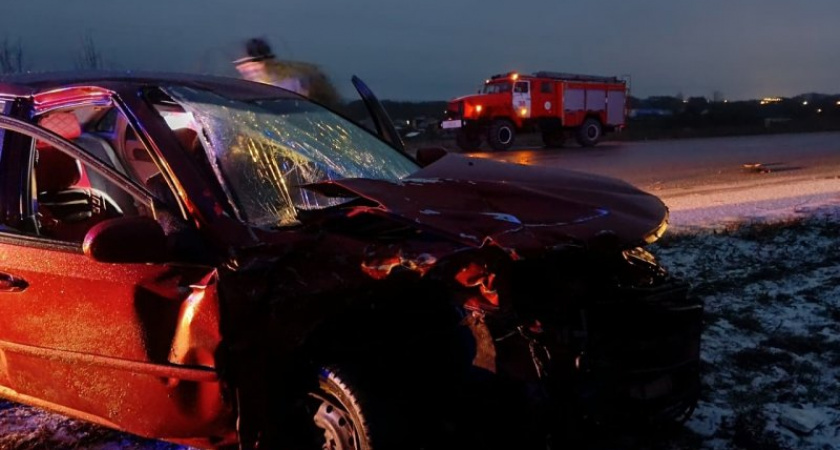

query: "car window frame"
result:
(0, 114), (156, 248)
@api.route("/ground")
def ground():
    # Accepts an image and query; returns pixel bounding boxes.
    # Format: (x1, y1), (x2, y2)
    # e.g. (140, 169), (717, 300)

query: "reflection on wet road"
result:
(459, 131), (840, 193)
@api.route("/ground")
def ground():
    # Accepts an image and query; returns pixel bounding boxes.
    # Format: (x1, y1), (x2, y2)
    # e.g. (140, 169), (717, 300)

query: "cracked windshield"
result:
(165, 86), (418, 227)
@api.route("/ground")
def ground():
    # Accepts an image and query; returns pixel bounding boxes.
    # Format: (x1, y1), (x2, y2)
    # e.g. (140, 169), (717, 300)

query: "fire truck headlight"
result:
(519, 108), (527, 116)
(476, 105), (483, 113)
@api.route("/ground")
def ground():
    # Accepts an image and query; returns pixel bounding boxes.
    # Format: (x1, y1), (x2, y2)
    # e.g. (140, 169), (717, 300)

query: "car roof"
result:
(0, 70), (300, 100)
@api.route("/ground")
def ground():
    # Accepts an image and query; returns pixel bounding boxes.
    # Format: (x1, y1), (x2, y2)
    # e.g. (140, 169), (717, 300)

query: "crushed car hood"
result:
(308, 154), (668, 256)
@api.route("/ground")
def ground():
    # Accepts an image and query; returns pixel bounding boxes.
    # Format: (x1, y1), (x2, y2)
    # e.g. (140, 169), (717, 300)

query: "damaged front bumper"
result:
(568, 278), (702, 425)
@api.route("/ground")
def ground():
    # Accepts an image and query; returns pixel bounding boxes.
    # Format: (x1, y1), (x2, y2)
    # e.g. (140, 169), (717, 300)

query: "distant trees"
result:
(75, 34), (104, 70)
(625, 91), (840, 140)
(0, 34), (109, 74)
(0, 37), (26, 74)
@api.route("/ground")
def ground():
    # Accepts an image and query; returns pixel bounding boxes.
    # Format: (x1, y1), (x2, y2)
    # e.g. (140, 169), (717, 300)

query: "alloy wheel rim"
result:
(310, 393), (361, 450)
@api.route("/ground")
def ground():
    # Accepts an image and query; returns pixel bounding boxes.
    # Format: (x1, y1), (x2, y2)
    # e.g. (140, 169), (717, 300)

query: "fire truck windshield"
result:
(483, 82), (512, 94)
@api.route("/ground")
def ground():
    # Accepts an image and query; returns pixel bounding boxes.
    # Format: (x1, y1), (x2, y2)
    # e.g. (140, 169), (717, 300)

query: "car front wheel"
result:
(309, 367), (374, 450)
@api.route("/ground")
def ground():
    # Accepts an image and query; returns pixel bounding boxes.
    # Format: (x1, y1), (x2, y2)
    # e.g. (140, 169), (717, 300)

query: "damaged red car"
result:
(0, 72), (702, 449)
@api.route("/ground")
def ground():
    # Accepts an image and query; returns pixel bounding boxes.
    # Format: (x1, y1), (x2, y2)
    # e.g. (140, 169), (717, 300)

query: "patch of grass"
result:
(739, 267), (792, 287)
(827, 306), (840, 323)
(720, 217), (809, 242)
(728, 384), (777, 406)
(724, 311), (765, 334)
(690, 282), (718, 297)
(730, 347), (794, 373)
(702, 309), (723, 325)
(652, 232), (707, 249)
(728, 408), (789, 450)
(761, 333), (825, 356)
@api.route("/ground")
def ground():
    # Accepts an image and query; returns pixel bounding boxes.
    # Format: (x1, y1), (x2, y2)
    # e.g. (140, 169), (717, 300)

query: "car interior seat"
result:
(35, 112), (124, 241)
(74, 132), (138, 216)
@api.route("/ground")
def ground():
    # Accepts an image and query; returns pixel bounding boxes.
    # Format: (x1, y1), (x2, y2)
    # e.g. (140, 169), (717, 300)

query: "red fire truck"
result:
(441, 71), (628, 151)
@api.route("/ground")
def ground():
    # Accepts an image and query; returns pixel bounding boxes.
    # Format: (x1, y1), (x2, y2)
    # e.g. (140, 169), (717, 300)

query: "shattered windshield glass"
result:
(163, 86), (419, 227)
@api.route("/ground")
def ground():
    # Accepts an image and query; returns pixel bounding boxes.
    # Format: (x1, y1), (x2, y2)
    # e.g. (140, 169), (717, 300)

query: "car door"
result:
(0, 115), (233, 441)
(351, 75), (406, 153)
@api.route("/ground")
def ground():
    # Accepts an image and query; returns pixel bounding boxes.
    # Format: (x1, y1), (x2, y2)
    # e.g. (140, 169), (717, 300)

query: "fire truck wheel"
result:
(576, 118), (602, 147)
(455, 130), (482, 151)
(541, 130), (565, 148)
(487, 119), (515, 151)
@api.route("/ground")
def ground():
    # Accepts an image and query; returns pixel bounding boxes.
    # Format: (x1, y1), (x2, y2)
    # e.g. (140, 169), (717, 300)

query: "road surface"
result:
(465, 131), (840, 190)
(463, 131), (840, 228)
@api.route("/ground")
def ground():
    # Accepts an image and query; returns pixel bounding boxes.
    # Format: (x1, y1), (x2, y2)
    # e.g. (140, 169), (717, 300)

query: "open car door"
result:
(351, 75), (406, 154)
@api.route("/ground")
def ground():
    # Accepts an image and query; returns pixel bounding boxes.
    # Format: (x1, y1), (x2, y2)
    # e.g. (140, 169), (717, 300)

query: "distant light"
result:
(162, 111), (195, 130)
(836, 100), (840, 106)
(724, 100), (729, 103)
(803, 101), (809, 105)
(682, 100), (688, 103)
(818, 108), (823, 113)
(485, 79), (490, 84)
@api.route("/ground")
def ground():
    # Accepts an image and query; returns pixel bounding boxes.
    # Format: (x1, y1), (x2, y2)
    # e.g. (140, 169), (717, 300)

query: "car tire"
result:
(541, 130), (565, 148)
(487, 119), (516, 151)
(309, 366), (376, 450)
(455, 129), (482, 152)
(575, 118), (602, 147)
(274, 364), (381, 450)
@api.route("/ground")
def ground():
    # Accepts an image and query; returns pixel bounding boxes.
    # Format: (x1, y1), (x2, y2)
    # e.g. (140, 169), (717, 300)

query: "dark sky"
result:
(3, 0), (840, 101)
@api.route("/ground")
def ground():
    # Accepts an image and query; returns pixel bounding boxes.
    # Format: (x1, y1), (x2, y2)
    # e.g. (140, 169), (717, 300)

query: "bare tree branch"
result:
(0, 37), (26, 74)
(76, 34), (103, 70)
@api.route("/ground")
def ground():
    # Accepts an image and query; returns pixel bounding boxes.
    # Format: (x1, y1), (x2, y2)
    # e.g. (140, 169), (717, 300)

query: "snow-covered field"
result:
(652, 214), (840, 449)
(2, 185), (840, 449)
(0, 401), (185, 449)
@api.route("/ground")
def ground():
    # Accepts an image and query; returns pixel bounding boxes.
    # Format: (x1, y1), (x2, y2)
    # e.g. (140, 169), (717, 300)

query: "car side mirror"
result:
(415, 147), (448, 167)
(83, 216), (167, 264)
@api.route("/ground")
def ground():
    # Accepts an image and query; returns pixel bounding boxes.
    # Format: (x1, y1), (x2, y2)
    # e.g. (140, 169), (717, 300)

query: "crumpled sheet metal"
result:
(309, 154), (668, 257)
(169, 270), (222, 370)
(360, 246), (438, 280)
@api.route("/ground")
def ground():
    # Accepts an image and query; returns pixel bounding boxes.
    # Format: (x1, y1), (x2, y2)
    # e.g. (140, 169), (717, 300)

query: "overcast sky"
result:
(2, 0), (839, 101)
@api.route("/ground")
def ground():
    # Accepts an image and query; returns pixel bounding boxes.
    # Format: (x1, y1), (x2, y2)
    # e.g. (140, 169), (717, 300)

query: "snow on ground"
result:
(661, 176), (840, 231)
(0, 401), (186, 449)
(649, 216), (840, 449)
(2, 179), (840, 449)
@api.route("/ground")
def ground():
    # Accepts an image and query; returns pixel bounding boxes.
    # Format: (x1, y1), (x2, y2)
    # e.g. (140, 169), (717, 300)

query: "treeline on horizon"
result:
(345, 93), (840, 121)
(344, 93), (840, 141)
(623, 93), (840, 139)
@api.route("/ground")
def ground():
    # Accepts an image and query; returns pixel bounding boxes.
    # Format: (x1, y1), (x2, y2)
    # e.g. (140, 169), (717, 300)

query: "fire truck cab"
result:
(441, 71), (628, 151)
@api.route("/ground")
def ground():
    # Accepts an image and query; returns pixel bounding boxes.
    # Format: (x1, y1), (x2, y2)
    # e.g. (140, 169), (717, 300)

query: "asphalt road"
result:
(459, 131), (840, 193)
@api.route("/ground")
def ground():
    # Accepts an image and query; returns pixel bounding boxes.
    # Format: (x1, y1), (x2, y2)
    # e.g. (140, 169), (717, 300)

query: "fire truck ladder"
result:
(533, 71), (622, 83)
